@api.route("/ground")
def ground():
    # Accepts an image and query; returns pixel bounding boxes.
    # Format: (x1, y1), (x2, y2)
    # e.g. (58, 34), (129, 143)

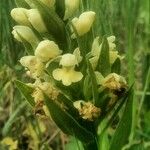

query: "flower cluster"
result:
(11, 0), (128, 140)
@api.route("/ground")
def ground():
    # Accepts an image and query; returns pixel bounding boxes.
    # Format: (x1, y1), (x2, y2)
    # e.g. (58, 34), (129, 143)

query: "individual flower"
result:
(90, 36), (122, 69)
(35, 40), (62, 62)
(25, 9), (47, 33)
(72, 11), (96, 36)
(73, 100), (101, 121)
(64, 0), (80, 20)
(20, 56), (44, 78)
(101, 73), (127, 91)
(11, 8), (30, 26)
(1, 137), (18, 150)
(52, 53), (83, 86)
(12, 26), (39, 47)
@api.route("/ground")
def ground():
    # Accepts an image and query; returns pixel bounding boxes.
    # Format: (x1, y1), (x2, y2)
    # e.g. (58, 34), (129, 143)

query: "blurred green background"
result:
(0, 0), (149, 149)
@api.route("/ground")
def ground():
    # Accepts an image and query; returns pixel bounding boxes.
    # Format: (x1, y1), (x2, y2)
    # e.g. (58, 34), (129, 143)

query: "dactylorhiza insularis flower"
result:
(52, 52), (83, 86)
(72, 11), (96, 36)
(12, 26), (39, 47)
(90, 36), (122, 69)
(20, 56), (44, 78)
(35, 40), (62, 62)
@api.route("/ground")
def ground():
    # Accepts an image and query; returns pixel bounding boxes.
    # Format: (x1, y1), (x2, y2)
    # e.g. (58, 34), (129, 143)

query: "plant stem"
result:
(83, 137), (99, 150)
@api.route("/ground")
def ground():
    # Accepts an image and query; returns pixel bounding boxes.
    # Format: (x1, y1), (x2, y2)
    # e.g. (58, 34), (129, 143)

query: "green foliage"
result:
(15, 80), (35, 106)
(110, 88), (134, 150)
(97, 36), (111, 76)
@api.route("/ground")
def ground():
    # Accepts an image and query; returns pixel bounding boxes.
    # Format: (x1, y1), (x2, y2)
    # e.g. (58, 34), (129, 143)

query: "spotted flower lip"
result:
(72, 11), (96, 36)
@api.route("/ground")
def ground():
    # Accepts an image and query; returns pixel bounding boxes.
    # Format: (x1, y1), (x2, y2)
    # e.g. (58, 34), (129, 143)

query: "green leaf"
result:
(44, 94), (94, 143)
(97, 36), (111, 76)
(86, 59), (99, 104)
(83, 75), (92, 100)
(15, 0), (30, 8)
(2, 101), (27, 136)
(15, 80), (35, 106)
(31, 0), (68, 50)
(111, 58), (121, 74)
(55, 0), (65, 19)
(100, 86), (133, 135)
(109, 88), (134, 150)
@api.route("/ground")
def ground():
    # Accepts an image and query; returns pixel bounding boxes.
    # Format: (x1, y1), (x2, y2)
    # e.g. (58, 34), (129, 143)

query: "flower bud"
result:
(72, 11), (96, 36)
(35, 40), (62, 62)
(26, 9), (47, 33)
(12, 26), (39, 47)
(11, 8), (30, 26)
(64, 0), (80, 20)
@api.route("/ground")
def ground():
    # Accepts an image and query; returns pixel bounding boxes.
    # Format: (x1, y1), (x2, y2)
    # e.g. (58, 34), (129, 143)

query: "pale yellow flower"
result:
(1, 137), (18, 150)
(101, 73), (127, 90)
(52, 53), (83, 86)
(11, 8), (30, 26)
(73, 100), (101, 121)
(20, 56), (44, 78)
(90, 36), (122, 69)
(12, 26), (39, 47)
(35, 40), (62, 62)
(72, 11), (96, 36)
(26, 9), (47, 33)
(64, 0), (80, 20)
